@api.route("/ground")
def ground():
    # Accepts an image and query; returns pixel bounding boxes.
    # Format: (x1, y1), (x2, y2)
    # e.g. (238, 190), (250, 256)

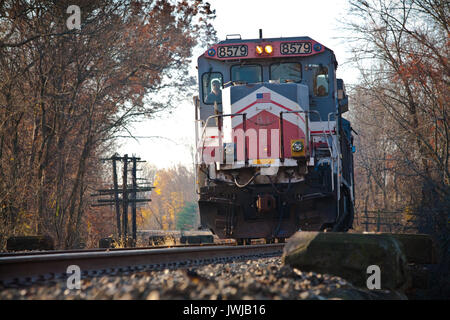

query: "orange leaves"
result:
(153, 173), (162, 195)
(393, 50), (442, 93)
(141, 165), (196, 230)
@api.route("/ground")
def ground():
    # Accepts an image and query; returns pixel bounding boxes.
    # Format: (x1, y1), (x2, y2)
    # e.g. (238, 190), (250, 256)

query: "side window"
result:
(313, 66), (329, 97)
(270, 62), (302, 83)
(230, 65), (262, 83)
(202, 72), (223, 105)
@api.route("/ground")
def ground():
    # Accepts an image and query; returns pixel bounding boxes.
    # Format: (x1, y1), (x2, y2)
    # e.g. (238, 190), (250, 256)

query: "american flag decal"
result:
(256, 92), (271, 102)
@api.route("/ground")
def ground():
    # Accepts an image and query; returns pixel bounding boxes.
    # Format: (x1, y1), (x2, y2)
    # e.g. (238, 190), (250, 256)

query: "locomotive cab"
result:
(194, 35), (354, 242)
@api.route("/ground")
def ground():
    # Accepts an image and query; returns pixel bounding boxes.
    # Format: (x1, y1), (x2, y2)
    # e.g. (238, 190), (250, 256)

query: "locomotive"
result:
(193, 32), (355, 244)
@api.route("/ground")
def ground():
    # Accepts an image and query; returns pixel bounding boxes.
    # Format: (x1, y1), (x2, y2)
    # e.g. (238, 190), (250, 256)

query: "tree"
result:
(345, 0), (448, 227)
(140, 164), (197, 230)
(0, 0), (216, 249)
(176, 202), (198, 231)
(345, 0), (449, 297)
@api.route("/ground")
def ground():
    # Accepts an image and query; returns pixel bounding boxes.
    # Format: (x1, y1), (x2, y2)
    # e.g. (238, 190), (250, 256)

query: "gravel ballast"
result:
(0, 256), (407, 300)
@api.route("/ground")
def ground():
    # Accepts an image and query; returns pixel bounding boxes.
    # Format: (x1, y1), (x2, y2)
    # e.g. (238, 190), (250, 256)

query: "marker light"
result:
(256, 45), (263, 54)
(264, 45), (273, 54)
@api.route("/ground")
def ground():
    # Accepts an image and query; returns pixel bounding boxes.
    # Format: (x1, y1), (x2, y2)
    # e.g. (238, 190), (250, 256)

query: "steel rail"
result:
(0, 244), (284, 285)
(0, 242), (230, 258)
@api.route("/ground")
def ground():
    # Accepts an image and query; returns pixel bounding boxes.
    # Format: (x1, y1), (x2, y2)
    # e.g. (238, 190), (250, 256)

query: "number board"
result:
(217, 45), (248, 58)
(280, 42), (312, 55)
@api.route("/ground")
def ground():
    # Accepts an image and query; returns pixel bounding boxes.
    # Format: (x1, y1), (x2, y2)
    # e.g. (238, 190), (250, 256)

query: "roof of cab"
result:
(219, 35), (313, 44)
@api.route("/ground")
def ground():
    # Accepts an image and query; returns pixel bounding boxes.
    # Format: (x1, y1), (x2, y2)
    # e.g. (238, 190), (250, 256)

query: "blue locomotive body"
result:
(194, 34), (354, 243)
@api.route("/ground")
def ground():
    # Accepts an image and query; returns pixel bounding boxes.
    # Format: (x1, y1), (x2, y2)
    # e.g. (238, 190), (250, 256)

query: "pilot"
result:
(206, 79), (222, 104)
(317, 85), (327, 97)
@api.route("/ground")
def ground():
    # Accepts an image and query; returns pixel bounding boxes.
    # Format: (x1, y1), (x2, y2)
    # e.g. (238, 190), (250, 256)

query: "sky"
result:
(117, 0), (359, 169)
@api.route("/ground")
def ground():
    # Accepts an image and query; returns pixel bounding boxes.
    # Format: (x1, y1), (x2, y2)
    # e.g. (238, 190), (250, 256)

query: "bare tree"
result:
(344, 0), (449, 297)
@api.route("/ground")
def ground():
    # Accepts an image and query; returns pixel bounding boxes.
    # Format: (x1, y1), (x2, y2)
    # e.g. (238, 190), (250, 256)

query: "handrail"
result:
(196, 109), (339, 198)
(279, 110), (336, 195)
(279, 110), (332, 161)
(328, 112), (341, 227)
(199, 113), (247, 166)
(327, 112), (339, 193)
(279, 110), (309, 162)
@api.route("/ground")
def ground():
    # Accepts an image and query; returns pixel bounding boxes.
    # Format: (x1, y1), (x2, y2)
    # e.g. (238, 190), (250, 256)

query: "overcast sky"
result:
(117, 0), (358, 169)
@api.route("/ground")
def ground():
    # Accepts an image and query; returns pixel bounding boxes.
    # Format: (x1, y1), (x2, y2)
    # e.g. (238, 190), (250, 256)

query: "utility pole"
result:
(122, 154), (128, 240)
(132, 156), (137, 242)
(112, 157), (121, 239)
(92, 154), (152, 247)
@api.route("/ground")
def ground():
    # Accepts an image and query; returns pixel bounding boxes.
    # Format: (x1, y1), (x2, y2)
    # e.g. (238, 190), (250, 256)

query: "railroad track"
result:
(0, 244), (284, 287)
(0, 242), (229, 258)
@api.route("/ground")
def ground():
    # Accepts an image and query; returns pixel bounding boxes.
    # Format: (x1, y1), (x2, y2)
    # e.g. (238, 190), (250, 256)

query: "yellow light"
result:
(256, 45), (263, 54)
(264, 45), (273, 54)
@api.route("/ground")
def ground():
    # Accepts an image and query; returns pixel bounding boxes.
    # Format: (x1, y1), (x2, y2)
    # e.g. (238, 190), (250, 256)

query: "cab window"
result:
(314, 66), (329, 97)
(202, 72), (223, 104)
(231, 65), (262, 83)
(270, 62), (301, 83)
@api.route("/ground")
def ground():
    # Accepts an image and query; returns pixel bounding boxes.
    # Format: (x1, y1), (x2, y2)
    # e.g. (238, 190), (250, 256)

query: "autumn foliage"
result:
(346, 0), (448, 230)
(139, 165), (198, 231)
(346, 0), (448, 296)
(0, 0), (216, 249)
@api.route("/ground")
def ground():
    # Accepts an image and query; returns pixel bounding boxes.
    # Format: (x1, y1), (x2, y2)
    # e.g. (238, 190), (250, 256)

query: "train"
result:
(194, 31), (355, 245)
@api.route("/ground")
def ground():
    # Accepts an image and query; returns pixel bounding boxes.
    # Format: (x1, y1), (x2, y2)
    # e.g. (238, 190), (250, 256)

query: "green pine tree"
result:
(176, 202), (198, 231)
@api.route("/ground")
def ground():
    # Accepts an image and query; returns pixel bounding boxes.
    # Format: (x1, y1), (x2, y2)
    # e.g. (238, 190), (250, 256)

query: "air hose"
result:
(233, 172), (260, 188)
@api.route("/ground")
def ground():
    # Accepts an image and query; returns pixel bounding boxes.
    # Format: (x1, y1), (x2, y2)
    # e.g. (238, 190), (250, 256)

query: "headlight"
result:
(256, 45), (273, 55)
(292, 140), (304, 153)
(264, 45), (273, 54)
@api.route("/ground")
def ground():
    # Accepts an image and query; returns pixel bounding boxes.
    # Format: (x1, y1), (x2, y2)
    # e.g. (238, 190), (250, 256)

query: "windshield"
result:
(270, 62), (302, 83)
(231, 64), (262, 83)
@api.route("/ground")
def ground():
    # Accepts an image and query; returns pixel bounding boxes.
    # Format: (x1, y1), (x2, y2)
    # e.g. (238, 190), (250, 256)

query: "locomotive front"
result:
(194, 34), (354, 244)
